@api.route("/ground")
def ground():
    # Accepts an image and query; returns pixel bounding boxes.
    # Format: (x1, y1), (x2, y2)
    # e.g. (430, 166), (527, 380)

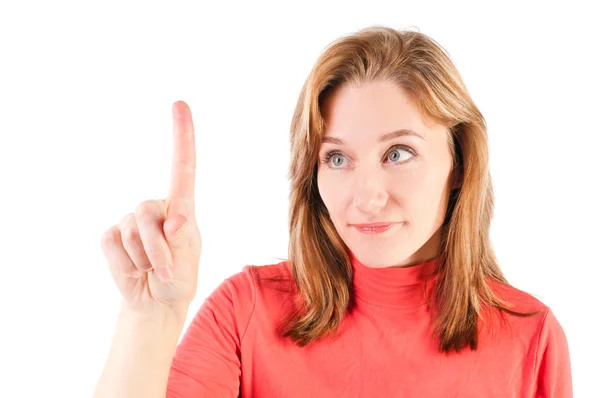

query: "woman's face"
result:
(317, 80), (458, 268)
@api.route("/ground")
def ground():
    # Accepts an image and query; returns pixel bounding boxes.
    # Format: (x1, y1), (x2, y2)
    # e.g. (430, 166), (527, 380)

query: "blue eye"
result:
(386, 147), (412, 163)
(321, 145), (417, 170)
(323, 152), (347, 168)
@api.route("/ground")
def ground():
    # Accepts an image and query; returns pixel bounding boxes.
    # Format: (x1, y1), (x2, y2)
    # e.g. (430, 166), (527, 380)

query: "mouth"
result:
(352, 222), (401, 234)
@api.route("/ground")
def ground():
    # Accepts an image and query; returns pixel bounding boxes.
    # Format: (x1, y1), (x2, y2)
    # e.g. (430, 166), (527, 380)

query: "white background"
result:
(1, 0), (598, 396)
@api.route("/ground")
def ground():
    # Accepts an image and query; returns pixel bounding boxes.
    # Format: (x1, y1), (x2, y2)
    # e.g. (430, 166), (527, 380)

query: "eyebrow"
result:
(321, 128), (425, 145)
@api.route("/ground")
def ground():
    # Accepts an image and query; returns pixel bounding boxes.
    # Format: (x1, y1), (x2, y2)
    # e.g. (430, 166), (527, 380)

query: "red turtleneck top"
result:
(166, 254), (572, 397)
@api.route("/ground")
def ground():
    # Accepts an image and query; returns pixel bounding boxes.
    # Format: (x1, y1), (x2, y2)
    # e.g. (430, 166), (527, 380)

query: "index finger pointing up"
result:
(168, 100), (196, 217)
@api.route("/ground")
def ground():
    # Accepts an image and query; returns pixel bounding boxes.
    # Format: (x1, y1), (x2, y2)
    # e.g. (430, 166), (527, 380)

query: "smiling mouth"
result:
(353, 223), (401, 234)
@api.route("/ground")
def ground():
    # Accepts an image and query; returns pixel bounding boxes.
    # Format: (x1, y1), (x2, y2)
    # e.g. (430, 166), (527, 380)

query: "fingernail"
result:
(156, 266), (173, 282)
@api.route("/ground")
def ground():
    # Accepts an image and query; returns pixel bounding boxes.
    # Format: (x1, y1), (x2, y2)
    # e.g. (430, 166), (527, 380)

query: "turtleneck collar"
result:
(348, 249), (441, 309)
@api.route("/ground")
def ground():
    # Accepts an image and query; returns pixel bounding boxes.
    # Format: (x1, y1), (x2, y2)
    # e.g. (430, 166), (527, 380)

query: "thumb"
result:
(164, 214), (188, 248)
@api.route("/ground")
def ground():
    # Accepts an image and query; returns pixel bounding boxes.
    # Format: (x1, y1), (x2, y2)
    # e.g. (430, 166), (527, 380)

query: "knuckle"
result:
(117, 214), (138, 243)
(119, 213), (136, 228)
(101, 226), (120, 250)
(122, 227), (137, 242)
(173, 159), (195, 171)
(135, 200), (161, 221)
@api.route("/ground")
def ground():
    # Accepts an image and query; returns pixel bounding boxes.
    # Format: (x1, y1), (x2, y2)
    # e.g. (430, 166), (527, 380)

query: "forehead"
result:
(321, 81), (431, 140)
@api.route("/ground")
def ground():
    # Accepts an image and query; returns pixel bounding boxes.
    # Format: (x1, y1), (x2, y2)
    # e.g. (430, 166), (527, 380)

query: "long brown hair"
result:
(260, 25), (542, 354)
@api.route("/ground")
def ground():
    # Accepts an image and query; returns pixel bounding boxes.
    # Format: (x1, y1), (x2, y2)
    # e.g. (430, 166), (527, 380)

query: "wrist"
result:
(120, 299), (190, 325)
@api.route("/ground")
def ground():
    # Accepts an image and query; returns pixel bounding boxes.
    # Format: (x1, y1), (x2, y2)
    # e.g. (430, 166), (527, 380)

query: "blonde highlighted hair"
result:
(261, 25), (541, 354)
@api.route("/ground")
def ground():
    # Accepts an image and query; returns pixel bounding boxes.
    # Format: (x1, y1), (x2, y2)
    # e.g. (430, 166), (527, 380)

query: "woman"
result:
(94, 26), (572, 397)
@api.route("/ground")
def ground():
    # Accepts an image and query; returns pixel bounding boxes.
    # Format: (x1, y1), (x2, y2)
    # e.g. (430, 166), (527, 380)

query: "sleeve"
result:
(534, 307), (573, 398)
(166, 266), (256, 398)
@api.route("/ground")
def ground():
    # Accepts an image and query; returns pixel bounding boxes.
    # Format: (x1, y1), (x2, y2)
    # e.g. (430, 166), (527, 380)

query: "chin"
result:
(349, 244), (412, 267)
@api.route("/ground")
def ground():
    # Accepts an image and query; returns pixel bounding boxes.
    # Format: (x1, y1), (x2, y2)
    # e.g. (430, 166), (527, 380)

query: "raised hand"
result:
(100, 101), (201, 314)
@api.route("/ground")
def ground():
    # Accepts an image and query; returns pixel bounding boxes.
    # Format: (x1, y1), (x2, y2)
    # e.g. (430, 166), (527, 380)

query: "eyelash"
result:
(320, 144), (417, 170)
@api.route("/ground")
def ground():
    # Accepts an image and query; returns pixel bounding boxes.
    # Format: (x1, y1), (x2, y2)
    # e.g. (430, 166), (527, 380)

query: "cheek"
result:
(391, 169), (439, 211)
(317, 172), (345, 212)
(399, 169), (451, 221)
(391, 169), (425, 197)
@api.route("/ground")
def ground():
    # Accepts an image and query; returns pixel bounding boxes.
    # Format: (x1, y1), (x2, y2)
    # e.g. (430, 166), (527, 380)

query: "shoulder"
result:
(486, 277), (548, 313)
(218, 259), (296, 316)
(188, 260), (294, 342)
(486, 278), (572, 391)
(482, 278), (568, 348)
(486, 277), (569, 344)
(225, 259), (294, 293)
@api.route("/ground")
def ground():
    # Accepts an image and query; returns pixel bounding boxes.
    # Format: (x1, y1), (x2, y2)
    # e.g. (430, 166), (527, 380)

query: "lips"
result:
(352, 222), (400, 234)
(352, 222), (397, 228)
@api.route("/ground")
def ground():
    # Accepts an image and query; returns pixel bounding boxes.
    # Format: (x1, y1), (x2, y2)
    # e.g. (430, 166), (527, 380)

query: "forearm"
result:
(93, 300), (189, 398)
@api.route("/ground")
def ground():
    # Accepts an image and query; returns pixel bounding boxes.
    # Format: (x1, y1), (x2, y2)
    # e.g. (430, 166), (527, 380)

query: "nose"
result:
(352, 168), (389, 215)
